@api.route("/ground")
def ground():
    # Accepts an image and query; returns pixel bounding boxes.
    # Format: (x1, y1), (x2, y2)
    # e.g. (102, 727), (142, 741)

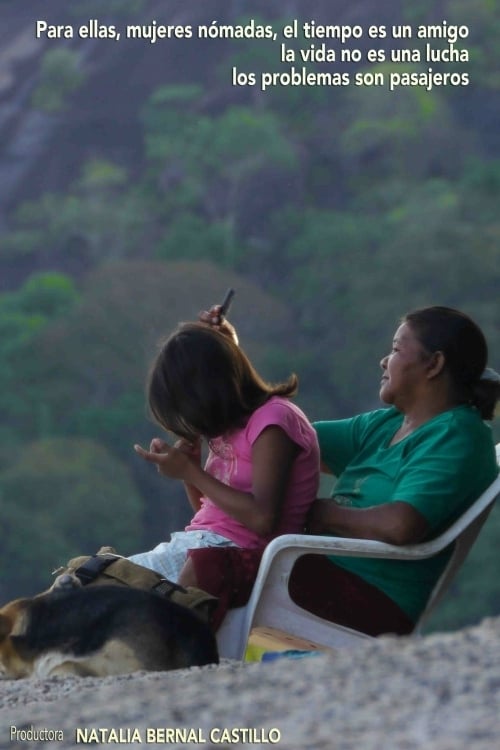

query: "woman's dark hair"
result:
(146, 322), (298, 440)
(402, 306), (499, 420)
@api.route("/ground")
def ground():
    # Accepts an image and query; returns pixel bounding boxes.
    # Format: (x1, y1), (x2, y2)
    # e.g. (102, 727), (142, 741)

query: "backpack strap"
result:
(72, 554), (189, 597)
(52, 552), (219, 626)
(152, 579), (189, 597)
(73, 554), (120, 584)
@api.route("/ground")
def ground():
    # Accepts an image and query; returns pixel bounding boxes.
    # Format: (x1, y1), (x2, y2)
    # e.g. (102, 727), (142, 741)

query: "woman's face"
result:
(379, 323), (431, 409)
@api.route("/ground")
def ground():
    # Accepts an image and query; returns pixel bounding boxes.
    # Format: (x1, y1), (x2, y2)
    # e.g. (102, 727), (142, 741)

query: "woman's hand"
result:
(199, 305), (239, 346)
(306, 498), (333, 534)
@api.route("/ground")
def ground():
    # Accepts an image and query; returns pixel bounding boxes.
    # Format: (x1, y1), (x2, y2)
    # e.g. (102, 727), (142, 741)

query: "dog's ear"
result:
(0, 599), (29, 642)
(0, 614), (13, 641)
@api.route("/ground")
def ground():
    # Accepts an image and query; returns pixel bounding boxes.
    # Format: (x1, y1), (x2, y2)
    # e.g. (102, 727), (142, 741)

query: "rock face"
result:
(1, 616), (499, 749)
(0, 0), (406, 225)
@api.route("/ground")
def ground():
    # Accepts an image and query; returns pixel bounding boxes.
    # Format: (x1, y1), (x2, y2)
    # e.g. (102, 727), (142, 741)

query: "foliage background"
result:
(0, 0), (498, 631)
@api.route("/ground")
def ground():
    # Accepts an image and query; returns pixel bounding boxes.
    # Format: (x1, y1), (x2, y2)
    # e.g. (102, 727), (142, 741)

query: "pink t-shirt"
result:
(185, 396), (320, 549)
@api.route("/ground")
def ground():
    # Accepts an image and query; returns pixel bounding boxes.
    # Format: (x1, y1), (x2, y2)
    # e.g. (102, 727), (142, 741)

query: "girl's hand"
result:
(134, 441), (195, 481)
(199, 305), (239, 346)
(174, 437), (202, 466)
(149, 437), (169, 454)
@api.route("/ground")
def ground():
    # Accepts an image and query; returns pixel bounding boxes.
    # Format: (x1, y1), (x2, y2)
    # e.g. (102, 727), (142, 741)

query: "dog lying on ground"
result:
(0, 585), (219, 679)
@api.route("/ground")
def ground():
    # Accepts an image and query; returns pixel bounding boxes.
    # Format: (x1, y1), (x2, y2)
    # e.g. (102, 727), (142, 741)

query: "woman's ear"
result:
(426, 351), (446, 379)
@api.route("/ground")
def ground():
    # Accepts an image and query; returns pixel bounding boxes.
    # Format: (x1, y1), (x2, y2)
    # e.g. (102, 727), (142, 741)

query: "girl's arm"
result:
(147, 437), (203, 513)
(174, 438), (203, 513)
(183, 482), (203, 514)
(135, 426), (299, 537)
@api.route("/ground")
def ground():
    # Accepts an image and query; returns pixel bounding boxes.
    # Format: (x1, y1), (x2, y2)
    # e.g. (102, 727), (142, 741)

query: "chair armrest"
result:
(258, 533), (442, 572)
(261, 471), (500, 572)
(254, 472), (500, 591)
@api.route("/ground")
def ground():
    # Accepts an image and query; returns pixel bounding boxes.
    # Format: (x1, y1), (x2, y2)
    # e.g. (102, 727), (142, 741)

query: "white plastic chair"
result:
(217, 443), (500, 660)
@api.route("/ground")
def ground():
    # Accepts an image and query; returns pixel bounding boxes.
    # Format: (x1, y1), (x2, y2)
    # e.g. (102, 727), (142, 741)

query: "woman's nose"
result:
(380, 355), (388, 370)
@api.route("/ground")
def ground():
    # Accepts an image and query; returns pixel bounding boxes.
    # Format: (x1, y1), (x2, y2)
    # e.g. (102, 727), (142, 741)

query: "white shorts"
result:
(128, 530), (237, 582)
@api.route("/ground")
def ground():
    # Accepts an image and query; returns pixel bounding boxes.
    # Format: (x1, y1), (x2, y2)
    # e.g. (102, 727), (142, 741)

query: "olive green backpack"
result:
(51, 546), (218, 626)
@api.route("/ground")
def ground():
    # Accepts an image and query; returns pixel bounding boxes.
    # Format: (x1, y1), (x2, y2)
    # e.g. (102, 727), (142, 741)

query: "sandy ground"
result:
(1, 616), (499, 749)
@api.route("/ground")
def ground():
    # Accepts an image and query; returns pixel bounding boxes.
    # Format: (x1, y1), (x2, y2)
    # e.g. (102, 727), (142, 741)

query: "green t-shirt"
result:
(314, 406), (498, 622)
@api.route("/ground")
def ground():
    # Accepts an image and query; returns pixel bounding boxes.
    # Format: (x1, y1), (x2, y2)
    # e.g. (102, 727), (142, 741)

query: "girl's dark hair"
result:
(147, 322), (298, 440)
(403, 306), (499, 420)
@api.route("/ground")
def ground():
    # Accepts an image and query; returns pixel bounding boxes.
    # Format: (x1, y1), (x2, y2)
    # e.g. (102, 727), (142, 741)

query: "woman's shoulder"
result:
(315, 406), (401, 429)
(353, 406), (403, 433)
(423, 404), (492, 437)
(313, 408), (402, 456)
(408, 405), (497, 469)
(407, 405), (498, 483)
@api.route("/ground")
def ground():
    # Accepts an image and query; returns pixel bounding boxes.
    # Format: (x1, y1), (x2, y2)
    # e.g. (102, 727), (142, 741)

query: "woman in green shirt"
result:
(289, 306), (499, 634)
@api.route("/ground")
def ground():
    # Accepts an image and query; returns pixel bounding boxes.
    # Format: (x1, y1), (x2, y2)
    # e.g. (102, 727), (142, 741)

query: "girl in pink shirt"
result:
(131, 317), (319, 624)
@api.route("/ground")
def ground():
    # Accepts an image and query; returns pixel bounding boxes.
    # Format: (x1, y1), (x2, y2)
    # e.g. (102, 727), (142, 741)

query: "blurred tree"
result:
(143, 86), (300, 265)
(31, 48), (86, 113)
(156, 213), (240, 267)
(448, 0), (500, 90)
(460, 158), (500, 223)
(425, 504), (500, 632)
(0, 273), (79, 437)
(12, 271), (79, 318)
(0, 437), (143, 600)
(280, 174), (499, 418)
(280, 208), (387, 415)
(29, 260), (295, 427)
(2, 159), (150, 265)
(5, 261), (297, 544)
(339, 66), (469, 185)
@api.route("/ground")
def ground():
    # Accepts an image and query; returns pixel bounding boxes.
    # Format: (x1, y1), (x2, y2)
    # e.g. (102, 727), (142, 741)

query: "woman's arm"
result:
(135, 426), (299, 537)
(307, 498), (429, 546)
